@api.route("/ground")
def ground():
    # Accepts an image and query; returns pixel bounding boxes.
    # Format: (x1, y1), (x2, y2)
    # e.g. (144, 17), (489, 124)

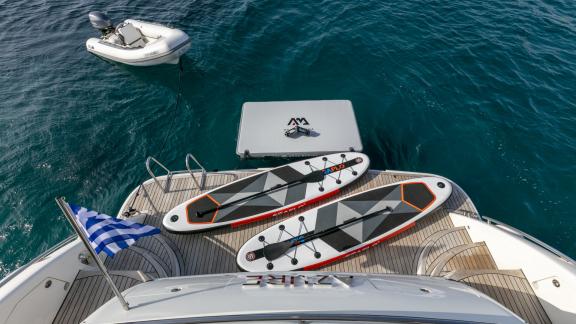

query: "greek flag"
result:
(69, 203), (160, 257)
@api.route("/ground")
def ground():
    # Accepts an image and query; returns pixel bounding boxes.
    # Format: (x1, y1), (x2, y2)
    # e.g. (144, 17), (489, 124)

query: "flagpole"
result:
(55, 197), (130, 311)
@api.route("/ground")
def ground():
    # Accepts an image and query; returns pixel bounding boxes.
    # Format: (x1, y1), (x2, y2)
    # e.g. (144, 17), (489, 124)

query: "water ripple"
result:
(0, 0), (575, 277)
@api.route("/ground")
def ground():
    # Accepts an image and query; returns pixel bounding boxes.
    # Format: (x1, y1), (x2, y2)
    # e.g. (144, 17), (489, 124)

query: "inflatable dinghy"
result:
(86, 12), (191, 66)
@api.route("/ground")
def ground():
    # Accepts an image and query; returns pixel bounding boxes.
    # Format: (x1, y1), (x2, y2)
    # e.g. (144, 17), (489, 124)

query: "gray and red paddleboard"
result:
(163, 152), (370, 232)
(237, 176), (452, 271)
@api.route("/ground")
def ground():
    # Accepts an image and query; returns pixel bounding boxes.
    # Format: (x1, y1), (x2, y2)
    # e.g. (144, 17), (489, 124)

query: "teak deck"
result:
(53, 170), (551, 324)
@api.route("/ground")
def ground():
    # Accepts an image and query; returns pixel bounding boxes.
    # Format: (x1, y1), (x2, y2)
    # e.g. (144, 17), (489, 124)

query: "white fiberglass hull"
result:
(82, 273), (526, 324)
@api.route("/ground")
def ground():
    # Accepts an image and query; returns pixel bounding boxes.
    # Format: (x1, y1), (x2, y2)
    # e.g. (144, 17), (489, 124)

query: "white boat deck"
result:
(52, 170), (551, 324)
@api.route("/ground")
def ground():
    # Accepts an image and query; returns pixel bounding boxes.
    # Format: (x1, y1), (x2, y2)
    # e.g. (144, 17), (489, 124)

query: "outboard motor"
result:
(88, 11), (114, 36)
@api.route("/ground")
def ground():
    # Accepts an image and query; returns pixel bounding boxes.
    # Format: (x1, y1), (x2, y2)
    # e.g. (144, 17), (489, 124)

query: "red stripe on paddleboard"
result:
(231, 189), (341, 228)
(302, 222), (417, 271)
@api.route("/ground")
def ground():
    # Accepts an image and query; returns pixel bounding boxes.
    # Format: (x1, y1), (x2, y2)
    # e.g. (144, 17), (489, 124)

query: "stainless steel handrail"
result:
(185, 153), (206, 190)
(146, 156), (173, 193)
(481, 216), (575, 264)
(447, 208), (481, 220)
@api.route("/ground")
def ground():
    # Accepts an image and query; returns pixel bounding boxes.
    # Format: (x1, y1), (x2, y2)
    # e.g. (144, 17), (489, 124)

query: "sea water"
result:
(0, 0), (575, 277)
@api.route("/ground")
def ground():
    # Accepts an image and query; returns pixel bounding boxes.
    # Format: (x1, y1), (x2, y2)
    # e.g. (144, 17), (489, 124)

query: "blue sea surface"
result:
(0, 0), (575, 277)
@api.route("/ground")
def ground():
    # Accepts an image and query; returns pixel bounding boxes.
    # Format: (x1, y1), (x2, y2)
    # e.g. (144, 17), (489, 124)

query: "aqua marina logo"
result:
(287, 117), (310, 126)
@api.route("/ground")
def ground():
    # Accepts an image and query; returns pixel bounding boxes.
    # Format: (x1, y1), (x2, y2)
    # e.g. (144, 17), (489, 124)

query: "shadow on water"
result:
(2, 0), (576, 278)
(363, 130), (419, 172)
(109, 56), (205, 95)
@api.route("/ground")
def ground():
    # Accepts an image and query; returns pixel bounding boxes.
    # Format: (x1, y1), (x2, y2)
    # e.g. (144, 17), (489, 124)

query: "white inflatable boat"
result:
(86, 12), (191, 66)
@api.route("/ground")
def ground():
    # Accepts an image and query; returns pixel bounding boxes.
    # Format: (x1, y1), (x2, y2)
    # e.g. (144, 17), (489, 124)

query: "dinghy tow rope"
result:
(125, 60), (186, 216)
(159, 59), (185, 152)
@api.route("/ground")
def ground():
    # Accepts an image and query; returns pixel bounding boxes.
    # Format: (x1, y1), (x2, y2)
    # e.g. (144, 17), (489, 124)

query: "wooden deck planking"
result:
(441, 244), (497, 274)
(53, 170), (550, 324)
(53, 273), (140, 324)
(453, 270), (552, 324)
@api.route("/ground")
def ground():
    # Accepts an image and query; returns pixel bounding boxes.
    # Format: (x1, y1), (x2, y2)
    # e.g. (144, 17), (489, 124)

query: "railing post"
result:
(185, 153), (207, 190)
(146, 156), (172, 193)
(481, 215), (575, 264)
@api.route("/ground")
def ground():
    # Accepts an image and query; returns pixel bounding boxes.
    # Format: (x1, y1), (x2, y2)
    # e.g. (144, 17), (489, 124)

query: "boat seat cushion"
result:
(118, 23), (146, 48)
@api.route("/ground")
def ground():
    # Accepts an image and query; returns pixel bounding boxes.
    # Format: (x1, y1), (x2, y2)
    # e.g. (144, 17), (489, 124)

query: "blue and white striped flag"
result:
(69, 203), (160, 257)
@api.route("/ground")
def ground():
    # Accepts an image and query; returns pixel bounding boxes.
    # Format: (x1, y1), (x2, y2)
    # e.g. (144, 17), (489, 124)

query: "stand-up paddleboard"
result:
(237, 176), (452, 271)
(162, 152), (370, 232)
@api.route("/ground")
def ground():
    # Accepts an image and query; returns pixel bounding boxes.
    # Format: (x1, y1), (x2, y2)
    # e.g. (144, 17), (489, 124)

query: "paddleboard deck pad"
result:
(237, 176), (452, 271)
(162, 152), (370, 232)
